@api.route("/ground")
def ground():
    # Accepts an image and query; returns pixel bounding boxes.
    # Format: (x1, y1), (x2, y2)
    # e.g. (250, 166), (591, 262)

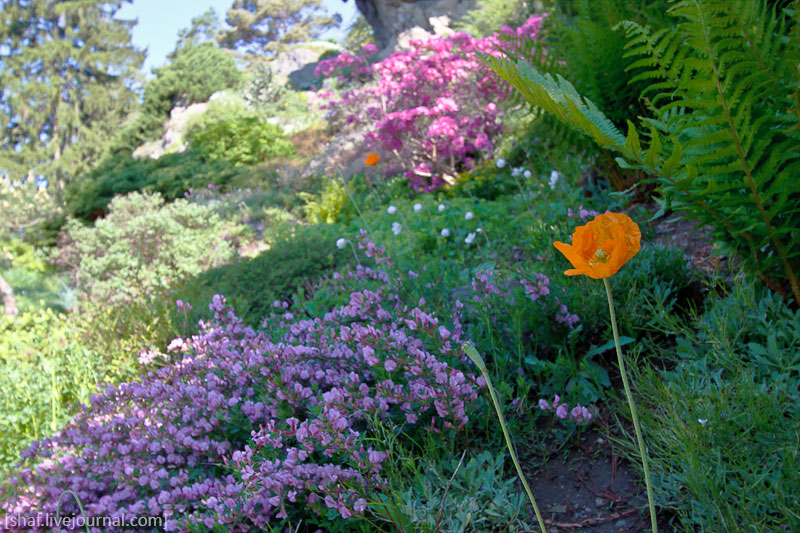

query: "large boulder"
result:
(354, 0), (477, 50)
(132, 100), (209, 159)
(270, 41), (343, 89)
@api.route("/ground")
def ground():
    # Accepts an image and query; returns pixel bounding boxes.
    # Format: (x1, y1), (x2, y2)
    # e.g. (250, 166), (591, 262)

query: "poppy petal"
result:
(554, 241), (589, 271)
(553, 212), (641, 278)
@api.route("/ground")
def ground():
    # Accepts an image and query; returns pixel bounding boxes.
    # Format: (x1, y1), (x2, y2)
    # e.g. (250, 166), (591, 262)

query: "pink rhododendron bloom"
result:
(315, 16), (544, 191)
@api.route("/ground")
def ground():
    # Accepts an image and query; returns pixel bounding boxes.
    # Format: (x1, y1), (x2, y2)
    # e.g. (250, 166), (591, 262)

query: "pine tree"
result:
(0, 0), (144, 197)
(170, 8), (222, 59)
(219, 0), (341, 55)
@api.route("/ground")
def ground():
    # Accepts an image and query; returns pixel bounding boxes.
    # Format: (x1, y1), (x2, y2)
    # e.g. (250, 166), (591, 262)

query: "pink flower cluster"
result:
(314, 43), (378, 82)
(316, 17), (544, 191)
(499, 16), (548, 40)
(520, 272), (551, 301)
(0, 237), (480, 531)
(471, 270), (505, 304)
(521, 270), (580, 329)
(568, 205), (600, 221)
(556, 303), (580, 328)
(538, 394), (592, 424)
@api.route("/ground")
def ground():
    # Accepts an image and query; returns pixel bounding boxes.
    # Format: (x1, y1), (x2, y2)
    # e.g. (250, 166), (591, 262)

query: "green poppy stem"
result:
(603, 278), (658, 532)
(462, 343), (547, 533)
(336, 168), (371, 234)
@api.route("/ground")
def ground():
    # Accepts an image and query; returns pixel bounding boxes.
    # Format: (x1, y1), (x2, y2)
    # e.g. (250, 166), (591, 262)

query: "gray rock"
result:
(132, 100), (209, 159)
(270, 42), (342, 90)
(354, 0), (477, 51)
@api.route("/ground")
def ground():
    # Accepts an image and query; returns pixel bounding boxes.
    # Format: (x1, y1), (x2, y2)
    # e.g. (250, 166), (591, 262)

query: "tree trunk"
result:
(0, 273), (18, 319)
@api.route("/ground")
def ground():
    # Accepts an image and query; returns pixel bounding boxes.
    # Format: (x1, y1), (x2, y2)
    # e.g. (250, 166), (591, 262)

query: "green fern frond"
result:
(487, 0), (800, 303)
(617, 22), (688, 110)
(486, 56), (622, 147)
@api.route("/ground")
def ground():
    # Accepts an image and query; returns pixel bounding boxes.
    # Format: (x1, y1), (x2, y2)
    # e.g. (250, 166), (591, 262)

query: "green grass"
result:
(612, 279), (800, 531)
(0, 309), (104, 473)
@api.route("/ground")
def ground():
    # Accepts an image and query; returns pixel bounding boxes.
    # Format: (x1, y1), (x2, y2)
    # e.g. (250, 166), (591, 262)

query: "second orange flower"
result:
(365, 153), (380, 166)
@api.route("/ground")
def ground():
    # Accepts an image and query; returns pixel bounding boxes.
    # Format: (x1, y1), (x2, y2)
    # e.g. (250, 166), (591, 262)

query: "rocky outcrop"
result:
(270, 41), (342, 89)
(354, 0), (477, 50)
(132, 100), (209, 159)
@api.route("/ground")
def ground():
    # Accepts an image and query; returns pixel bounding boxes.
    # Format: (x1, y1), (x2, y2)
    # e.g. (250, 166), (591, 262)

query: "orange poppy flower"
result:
(365, 153), (380, 166)
(553, 212), (641, 279)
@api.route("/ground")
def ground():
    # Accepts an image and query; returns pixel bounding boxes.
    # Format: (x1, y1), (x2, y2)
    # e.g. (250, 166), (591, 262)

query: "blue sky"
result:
(117, 0), (359, 73)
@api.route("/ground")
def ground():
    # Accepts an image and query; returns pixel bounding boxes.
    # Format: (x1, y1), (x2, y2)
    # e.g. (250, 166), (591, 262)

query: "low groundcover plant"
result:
(0, 233), (482, 531)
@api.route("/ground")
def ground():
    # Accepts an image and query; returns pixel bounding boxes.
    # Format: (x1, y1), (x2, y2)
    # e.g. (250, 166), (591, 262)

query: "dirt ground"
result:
(522, 427), (673, 533)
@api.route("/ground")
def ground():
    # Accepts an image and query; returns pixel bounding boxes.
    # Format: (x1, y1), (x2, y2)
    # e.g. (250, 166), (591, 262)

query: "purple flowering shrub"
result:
(469, 267), (580, 332)
(315, 17), (544, 191)
(0, 234), (482, 532)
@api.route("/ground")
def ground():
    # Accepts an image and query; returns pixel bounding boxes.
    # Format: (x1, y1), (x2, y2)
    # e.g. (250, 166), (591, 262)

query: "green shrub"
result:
(66, 150), (263, 220)
(61, 192), (242, 303)
(488, 0), (800, 304)
(0, 174), (61, 236)
(1, 238), (65, 313)
(0, 310), (103, 473)
(1, 238), (49, 274)
(71, 295), (186, 382)
(622, 280), (800, 531)
(176, 224), (350, 326)
(243, 65), (287, 113)
(186, 116), (295, 166)
(57, 192), (245, 380)
(450, 164), (527, 201)
(299, 177), (347, 224)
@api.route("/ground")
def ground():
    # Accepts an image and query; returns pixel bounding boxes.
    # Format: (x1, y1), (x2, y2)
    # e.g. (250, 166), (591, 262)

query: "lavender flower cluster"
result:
(1, 234), (481, 531)
(538, 395), (592, 424)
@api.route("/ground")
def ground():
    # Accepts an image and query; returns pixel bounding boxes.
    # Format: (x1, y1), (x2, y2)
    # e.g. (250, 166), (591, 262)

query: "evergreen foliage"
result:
(243, 65), (288, 111)
(486, 0), (800, 304)
(219, 0), (341, 55)
(65, 150), (260, 221)
(0, 0), (144, 194)
(0, 176), (60, 234)
(60, 192), (239, 303)
(170, 7), (222, 58)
